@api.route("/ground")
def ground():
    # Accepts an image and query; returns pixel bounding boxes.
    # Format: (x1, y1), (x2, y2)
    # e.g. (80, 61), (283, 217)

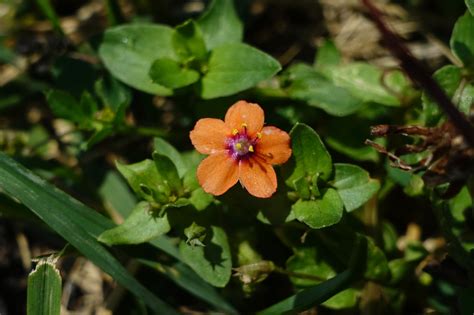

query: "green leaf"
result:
(189, 188), (214, 211)
(99, 24), (175, 95)
(314, 39), (341, 68)
(27, 261), (62, 315)
(451, 11), (474, 68)
(179, 226), (232, 287)
(116, 159), (166, 202)
(149, 58), (200, 89)
(293, 176), (311, 200)
(421, 65), (462, 126)
(310, 228), (390, 282)
(328, 63), (408, 106)
(79, 91), (99, 120)
(99, 171), (136, 218)
(153, 152), (182, 194)
(257, 236), (367, 314)
(292, 188), (343, 229)
(46, 90), (89, 125)
(173, 19), (207, 61)
(0, 152), (178, 314)
(286, 123), (332, 186)
(287, 64), (363, 116)
(388, 258), (415, 285)
(331, 163), (380, 212)
(323, 288), (358, 310)
(286, 247), (335, 287)
(153, 138), (187, 177)
(449, 186), (472, 222)
(197, 0), (243, 50)
(94, 75), (132, 114)
(98, 202), (170, 245)
(466, 0), (474, 15)
(458, 83), (474, 115)
(356, 238), (391, 281)
(200, 43), (281, 99)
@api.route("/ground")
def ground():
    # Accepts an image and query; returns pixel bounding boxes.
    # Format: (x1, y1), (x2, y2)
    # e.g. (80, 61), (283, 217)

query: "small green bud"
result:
(184, 222), (206, 247)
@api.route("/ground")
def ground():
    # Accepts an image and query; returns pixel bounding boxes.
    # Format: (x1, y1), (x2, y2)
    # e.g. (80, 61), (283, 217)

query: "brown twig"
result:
(360, 0), (474, 147)
(365, 139), (412, 170)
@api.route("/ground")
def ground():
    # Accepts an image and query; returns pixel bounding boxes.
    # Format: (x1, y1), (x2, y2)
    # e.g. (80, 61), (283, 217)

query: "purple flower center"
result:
(227, 134), (256, 160)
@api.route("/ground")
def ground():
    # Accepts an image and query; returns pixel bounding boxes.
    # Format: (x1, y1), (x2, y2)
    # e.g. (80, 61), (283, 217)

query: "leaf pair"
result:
(46, 75), (131, 148)
(285, 40), (415, 117)
(99, 0), (281, 99)
(285, 123), (380, 229)
(99, 138), (211, 245)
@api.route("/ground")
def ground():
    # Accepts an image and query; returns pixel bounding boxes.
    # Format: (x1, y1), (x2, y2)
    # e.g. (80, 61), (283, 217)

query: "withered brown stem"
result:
(360, 0), (474, 147)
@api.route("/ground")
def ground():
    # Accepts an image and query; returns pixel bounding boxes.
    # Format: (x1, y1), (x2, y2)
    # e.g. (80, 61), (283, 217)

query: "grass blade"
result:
(27, 261), (61, 315)
(0, 152), (178, 314)
(257, 236), (367, 314)
(34, 0), (63, 34)
(141, 260), (239, 315)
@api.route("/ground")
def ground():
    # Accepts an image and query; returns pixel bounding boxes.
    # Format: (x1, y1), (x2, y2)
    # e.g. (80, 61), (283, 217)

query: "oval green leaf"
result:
(179, 225), (232, 287)
(99, 24), (175, 95)
(450, 11), (474, 69)
(197, 0), (243, 50)
(292, 188), (343, 229)
(421, 65), (462, 126)
(153, 137), (187, 177)
(328, 63), (409, 106)
(98, 202), (171, 245)
(286, 123), (333, 186)
(149, 58), (200, 89)
(172, 19), (207, 61)
(200, 43), (281, 99)
(331, 163), (380, 212)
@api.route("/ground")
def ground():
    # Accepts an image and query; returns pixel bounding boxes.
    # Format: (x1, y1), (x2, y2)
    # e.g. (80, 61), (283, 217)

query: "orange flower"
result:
(190, 100), (292, 198)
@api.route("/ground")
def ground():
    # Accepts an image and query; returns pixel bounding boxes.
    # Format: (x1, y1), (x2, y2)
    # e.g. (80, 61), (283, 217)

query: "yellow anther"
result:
(235, 143), (242, 150)
(232, 128), (239, 135)
(256, 132), (262, 139)
(248, 145), (254, 152)
(241, 123), (248, 129)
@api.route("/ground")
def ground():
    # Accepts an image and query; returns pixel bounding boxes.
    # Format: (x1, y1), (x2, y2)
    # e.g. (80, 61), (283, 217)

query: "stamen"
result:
(241, 123), (248, 133)
(235, 143), (242, 150)
(232, 128), (239, 135)
(248, 145), (254, 152)
(256, 132), (262, 139)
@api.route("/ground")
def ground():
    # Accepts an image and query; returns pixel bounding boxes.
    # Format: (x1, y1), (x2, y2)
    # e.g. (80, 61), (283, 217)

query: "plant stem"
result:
(361, 0), (474, 147)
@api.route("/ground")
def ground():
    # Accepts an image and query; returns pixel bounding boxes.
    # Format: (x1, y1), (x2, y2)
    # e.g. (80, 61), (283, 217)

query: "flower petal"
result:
(257, 126), (292, 165)
(225, 100), (264, 137)
(197, 153), (239, 196)
(239, 158), (277, 198)
(190, 118), (230, 154)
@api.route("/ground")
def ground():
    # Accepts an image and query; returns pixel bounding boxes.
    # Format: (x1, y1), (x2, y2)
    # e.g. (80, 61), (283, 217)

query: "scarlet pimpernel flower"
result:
(190, 101), (292, 198)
